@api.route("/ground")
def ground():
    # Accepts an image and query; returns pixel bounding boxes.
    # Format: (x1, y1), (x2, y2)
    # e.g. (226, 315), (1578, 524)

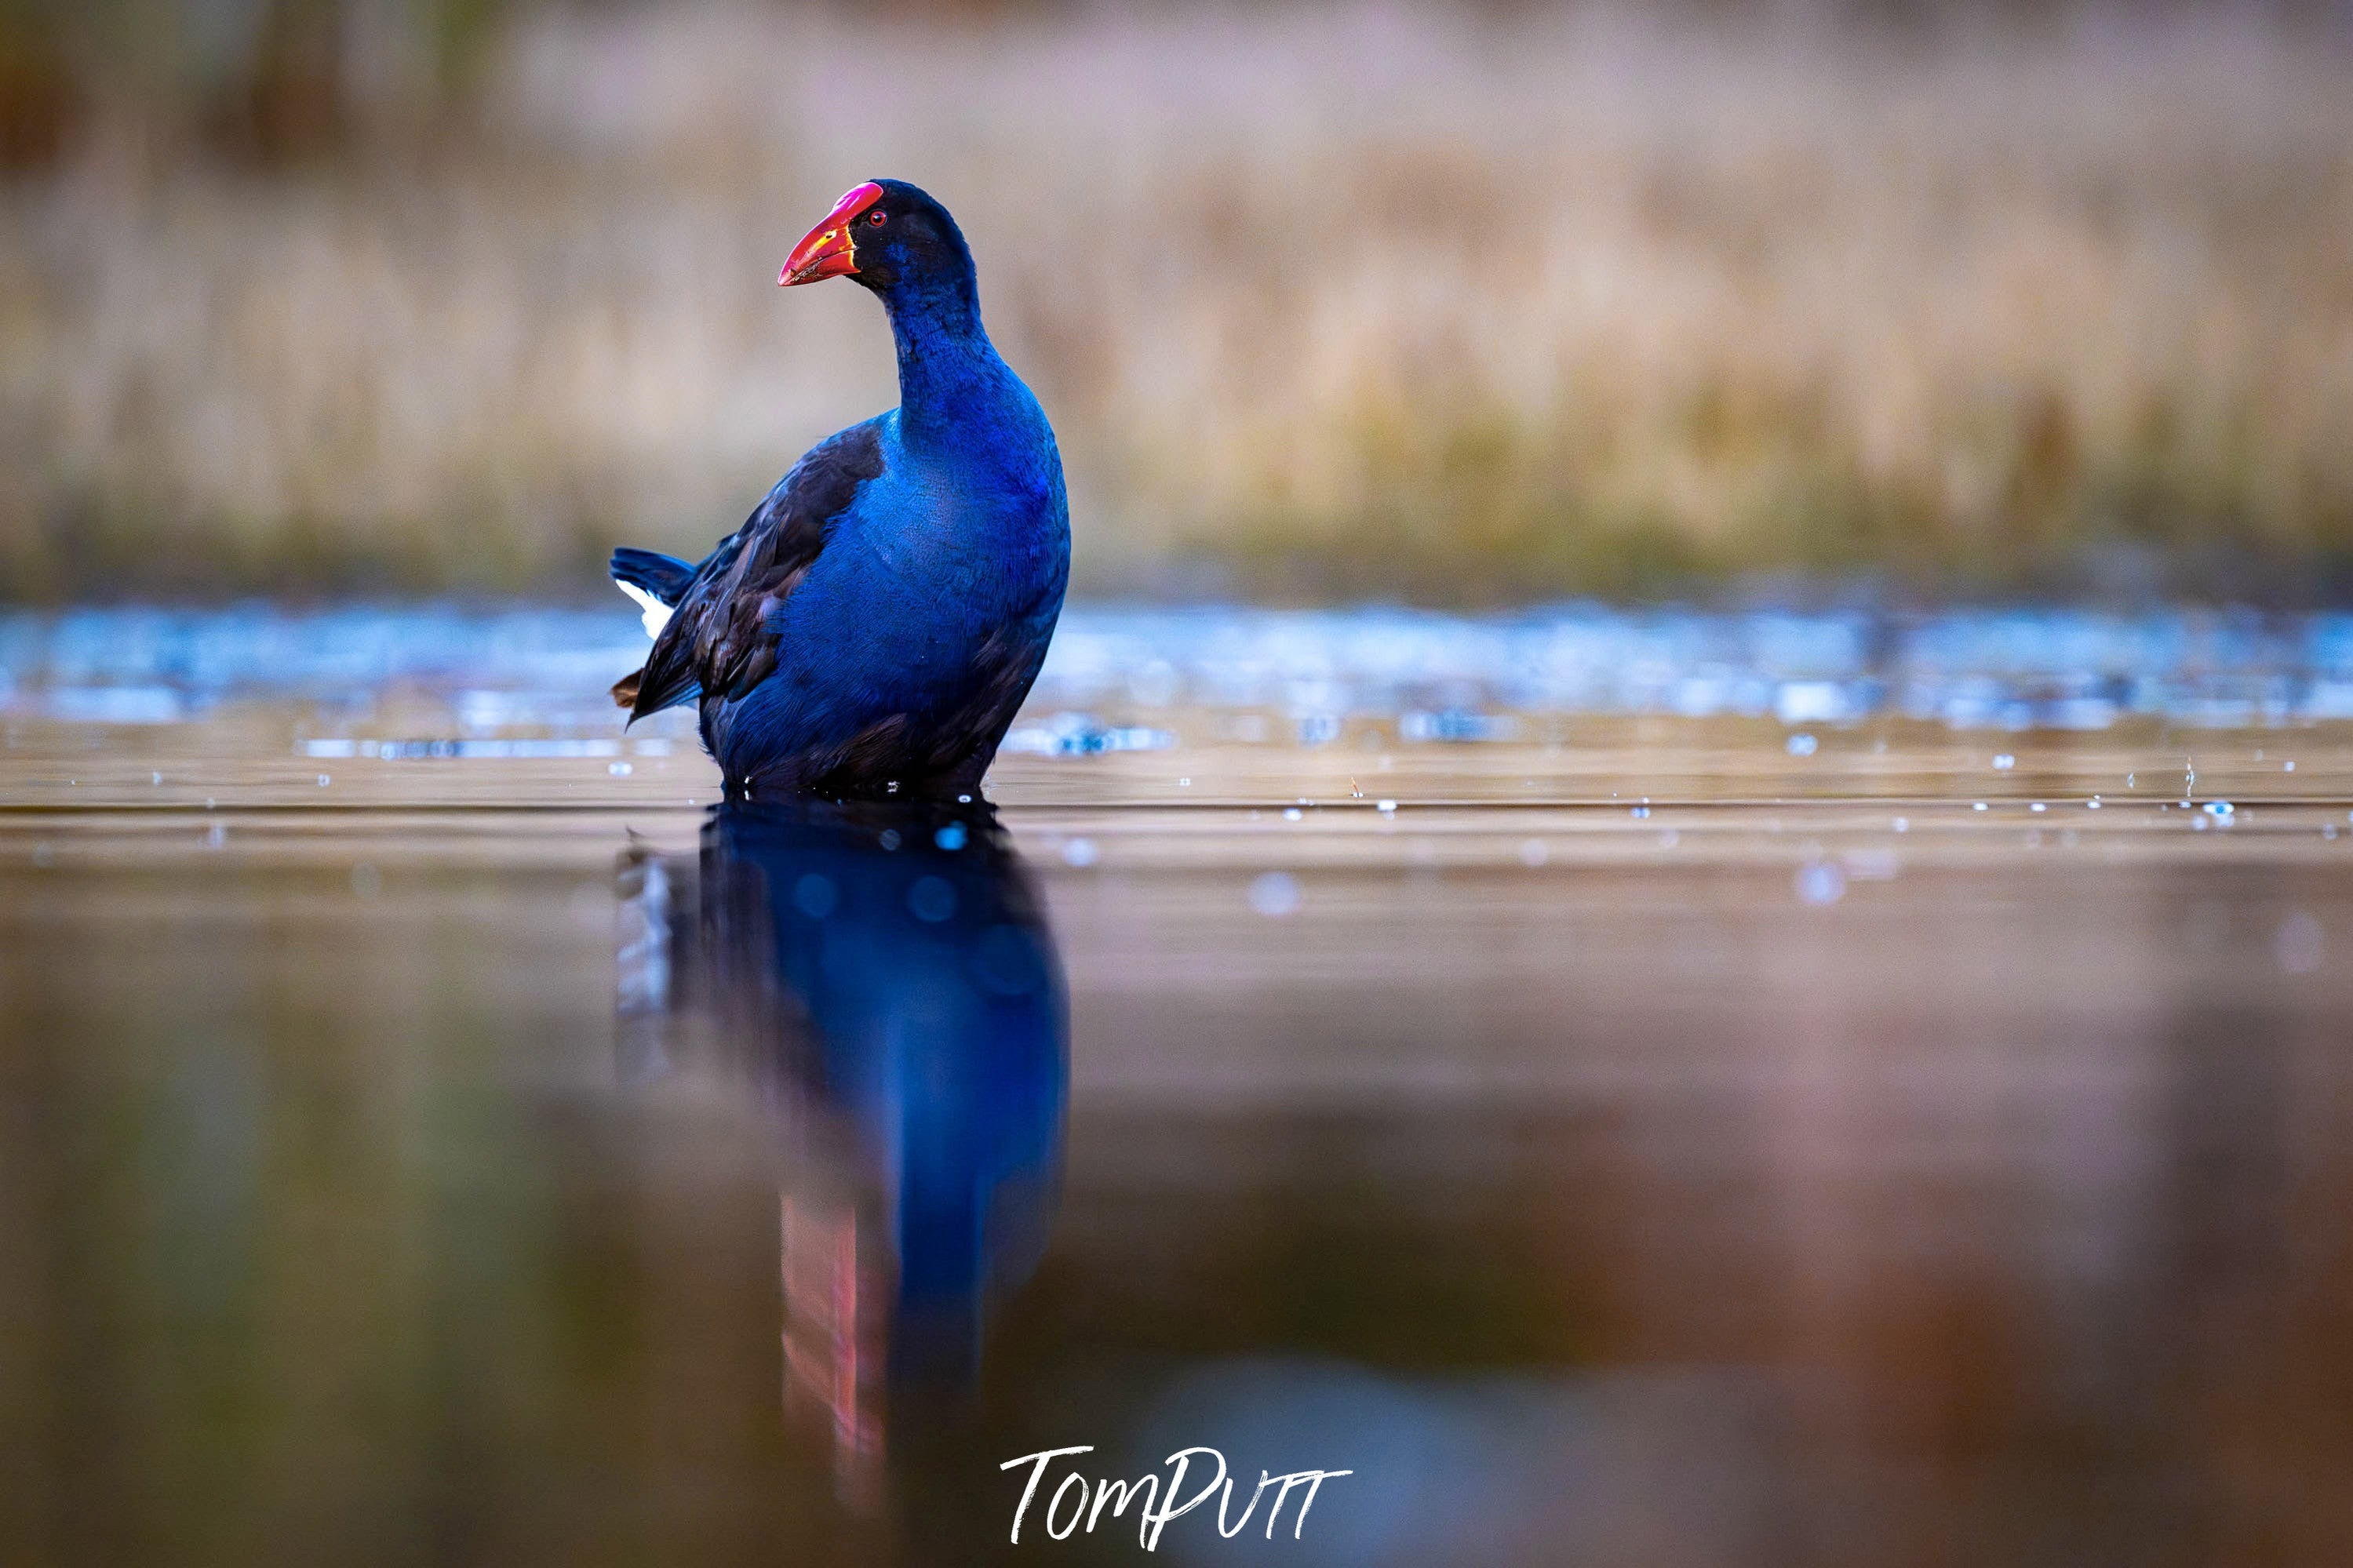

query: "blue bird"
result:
(610, 180), (1069, 801)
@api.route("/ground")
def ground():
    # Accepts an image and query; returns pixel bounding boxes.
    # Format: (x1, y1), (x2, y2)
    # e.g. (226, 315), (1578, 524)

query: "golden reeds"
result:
(3, 3), (2351, 600)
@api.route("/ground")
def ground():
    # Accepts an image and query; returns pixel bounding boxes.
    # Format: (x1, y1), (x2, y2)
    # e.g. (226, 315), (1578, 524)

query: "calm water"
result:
(5, 606), (2353, 1566)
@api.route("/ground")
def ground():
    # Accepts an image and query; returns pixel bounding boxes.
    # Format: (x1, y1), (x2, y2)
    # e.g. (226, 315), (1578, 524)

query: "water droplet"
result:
(2030, 802), (2045, 813)
(607, 761), (632, 776)
(1282, 807), (1303, 822)
(316, 774), (330, 787)
(1892, 817), (1909, 832)
(792, 873), (836, 919)
(934, 822), (968, 852)
(1518, 839), (1548, 867)
(1972, 802), (1987, 811)
(1631, 806), (1649, 820)
(1178, 777), (1191, 788)
(1248, 871), (1301, 917)
(1795, 861), (1846, 906)
(2203, 801), (2235, 819)
(908, 876), (957, 923)
(1786, 733), (1818, 757)
(151, 771), (162, 786)
(1375, 799), (1398, 813)
(1062, 837), (1098, 868)
(1993, 754), (2016, 770)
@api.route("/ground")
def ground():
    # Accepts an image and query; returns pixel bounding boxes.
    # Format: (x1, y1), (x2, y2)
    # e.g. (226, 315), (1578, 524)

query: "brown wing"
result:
(615, 420), (886, 722)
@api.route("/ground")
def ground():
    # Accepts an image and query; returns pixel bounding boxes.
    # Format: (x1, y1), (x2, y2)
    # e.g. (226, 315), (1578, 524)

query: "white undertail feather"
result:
(617, 580), (673, 639)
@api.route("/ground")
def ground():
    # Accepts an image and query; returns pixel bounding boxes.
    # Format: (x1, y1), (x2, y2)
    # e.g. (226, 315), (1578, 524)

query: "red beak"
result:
(780, 182), (885, 286)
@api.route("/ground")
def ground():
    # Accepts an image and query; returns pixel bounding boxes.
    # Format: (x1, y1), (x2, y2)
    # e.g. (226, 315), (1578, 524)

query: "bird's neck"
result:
(881, 275), (1014, 446)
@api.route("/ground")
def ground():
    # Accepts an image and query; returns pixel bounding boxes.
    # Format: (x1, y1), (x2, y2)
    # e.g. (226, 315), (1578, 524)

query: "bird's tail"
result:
(611, 548), (694, 640)
(610, 548), (694, 603)
(609, 548), (689, 708)
(608, 547), (702, 717)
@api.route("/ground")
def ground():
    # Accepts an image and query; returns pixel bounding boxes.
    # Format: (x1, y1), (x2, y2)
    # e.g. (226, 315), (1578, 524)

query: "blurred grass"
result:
(2, 1), (2352, 603)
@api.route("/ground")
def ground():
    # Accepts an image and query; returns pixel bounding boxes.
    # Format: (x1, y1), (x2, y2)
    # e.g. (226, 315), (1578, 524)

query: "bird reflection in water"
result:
(616, 802), (1066, 1500)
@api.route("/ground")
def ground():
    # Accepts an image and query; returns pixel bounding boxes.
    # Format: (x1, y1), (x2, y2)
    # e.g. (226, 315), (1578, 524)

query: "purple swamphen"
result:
(610, 180), (1069, 801)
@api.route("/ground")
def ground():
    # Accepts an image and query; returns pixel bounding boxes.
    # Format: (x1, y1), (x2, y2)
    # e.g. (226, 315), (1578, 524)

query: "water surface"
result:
(5, 606), (2352, 1566)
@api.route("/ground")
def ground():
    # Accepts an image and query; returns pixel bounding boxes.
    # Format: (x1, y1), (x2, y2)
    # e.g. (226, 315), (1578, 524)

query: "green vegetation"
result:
(3, 2), (2351, 602)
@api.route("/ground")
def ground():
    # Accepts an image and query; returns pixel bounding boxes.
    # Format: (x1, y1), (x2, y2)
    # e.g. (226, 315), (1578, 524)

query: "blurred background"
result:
(4, 0), (2351, 606)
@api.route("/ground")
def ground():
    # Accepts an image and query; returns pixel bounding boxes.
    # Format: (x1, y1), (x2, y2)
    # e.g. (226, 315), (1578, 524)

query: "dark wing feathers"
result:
(615, 420), (886, 723)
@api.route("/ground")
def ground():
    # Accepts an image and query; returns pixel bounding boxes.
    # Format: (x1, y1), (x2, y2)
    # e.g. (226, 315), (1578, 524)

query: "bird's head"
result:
(779, 178), (974, 301)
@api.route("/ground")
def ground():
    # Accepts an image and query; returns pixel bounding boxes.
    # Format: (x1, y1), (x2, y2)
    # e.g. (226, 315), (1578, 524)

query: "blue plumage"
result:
(611, 180), (1069, 801)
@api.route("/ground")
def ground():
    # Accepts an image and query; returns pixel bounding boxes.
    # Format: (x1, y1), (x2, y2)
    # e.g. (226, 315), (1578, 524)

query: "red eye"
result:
(865, 209), (887, 227)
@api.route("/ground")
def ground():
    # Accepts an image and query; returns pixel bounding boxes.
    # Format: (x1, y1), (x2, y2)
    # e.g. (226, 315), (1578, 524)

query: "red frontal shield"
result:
(780, 182), (885, 286)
